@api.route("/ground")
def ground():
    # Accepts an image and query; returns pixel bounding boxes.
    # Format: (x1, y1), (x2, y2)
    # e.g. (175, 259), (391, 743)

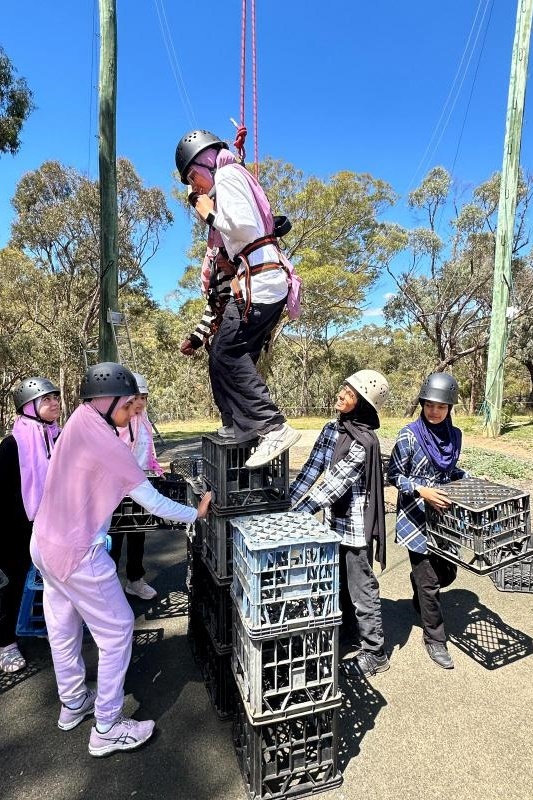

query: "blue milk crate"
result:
(232, 607), (341, 725)
(16, 565), (47, 638)
(201, 434), (290, 514)
(231, 512), (342, 639)
(426, 478), (532, 575)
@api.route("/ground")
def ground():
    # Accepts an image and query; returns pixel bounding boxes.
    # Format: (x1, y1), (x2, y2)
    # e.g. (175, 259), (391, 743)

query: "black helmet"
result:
(419, 373), (459, 405)
(175, 129), (228, 184)
(13, 377), (60, 413)
(80, 362), (138, 400)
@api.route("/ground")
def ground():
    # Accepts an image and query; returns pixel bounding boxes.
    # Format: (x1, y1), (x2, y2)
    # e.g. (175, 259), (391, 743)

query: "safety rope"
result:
(234, 0), (259, 179)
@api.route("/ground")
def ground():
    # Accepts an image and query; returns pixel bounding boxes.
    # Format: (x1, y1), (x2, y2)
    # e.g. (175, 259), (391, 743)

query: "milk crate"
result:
(232, 609), (341, 724)
(425, 478), (532, 575)
(157, 473), (187, 504)
(231, 512), (342, 638)
(491, 555), (533, 593)
(16, 565), (47, 638)
(109, 496), (161, 532)
(170, 455), (203, 480)
(188, 615), (236, 720)
(202, 434), (290, 513)
(190, 557), (233, 653)
(233, 695), (342, 800)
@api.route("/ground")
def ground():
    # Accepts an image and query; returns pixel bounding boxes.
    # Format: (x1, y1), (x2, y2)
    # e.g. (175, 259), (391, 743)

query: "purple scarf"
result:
(408, 413), (461, 472)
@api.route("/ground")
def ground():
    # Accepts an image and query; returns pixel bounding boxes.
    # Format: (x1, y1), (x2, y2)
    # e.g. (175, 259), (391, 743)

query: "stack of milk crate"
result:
(186, 434), (291, 720)
(230, 510), (344, 800)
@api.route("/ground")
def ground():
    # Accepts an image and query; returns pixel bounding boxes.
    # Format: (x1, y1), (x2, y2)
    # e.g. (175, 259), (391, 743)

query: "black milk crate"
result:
(157, 473), (187, 504)
(170, 455), (203, 480)
(202, 434), (290, 513)
(189, 617), (236, 720)
(491, 555), (533, 593)
(232, 512), (342, 639)
(425, 478), (532, 575)
(232, 608), (341, 724)
(191, 557), (233, 653)
(186, 478), (206, 552)
(109, 496), (161, 532)
(233, 694), (342, 800)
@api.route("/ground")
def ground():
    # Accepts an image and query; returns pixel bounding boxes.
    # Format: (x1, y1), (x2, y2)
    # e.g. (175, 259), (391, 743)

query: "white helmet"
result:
(344, 370), (389, 412)
(133, 372), (149, 395)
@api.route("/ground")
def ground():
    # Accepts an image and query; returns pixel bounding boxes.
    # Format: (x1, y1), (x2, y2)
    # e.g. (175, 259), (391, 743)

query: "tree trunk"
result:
(524, 360), (533, 403)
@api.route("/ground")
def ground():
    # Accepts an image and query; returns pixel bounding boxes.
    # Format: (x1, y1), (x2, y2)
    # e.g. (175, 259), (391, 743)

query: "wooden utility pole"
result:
(98, 0), (118, 362)
(483, 0), (533, 437)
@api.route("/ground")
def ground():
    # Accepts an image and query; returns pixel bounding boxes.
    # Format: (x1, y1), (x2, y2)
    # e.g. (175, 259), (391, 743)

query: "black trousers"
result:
(409, 550), (457, 644)
(109, 530), (146, 582)
(0, 525), (32, 647)
(340, 544), (385, 653)
(208, 298), (286, 442)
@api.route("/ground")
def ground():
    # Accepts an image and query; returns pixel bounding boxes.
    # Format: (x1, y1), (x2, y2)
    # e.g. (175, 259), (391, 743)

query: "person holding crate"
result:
(0, 377), (61, 674)
(289, 370), (390, 679)
(111, 372), (163, 601)
(388, 372), (465, 670)
(29, 363), (211, 756)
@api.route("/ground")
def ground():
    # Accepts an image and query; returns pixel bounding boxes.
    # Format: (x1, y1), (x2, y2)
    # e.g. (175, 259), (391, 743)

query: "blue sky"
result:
(1, 1), (530, 319)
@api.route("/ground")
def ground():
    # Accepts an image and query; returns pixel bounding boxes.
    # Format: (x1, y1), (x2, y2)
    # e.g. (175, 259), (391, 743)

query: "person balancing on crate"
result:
(388, 372), (466, 670)
(175, 129), (301, 468)
(29, 363), (211, 756)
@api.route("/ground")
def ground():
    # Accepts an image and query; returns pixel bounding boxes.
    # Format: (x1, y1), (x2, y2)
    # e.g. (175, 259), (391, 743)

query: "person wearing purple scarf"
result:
(388, 372), (466, 670)
(0, 376), (61, 674)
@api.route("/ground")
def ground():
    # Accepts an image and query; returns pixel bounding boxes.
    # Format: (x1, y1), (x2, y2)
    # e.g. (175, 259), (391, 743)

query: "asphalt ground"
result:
(2, 437), (533, 800)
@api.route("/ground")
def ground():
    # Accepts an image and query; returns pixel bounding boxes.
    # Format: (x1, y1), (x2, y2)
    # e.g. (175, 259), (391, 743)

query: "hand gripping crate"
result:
(425, 477), (532, 575)
(16, 565), (47, 638)
(231, 512), (342, 638)
(201, 434), (290, 513)
(233, 693), (342, 800)
(491, 555), (533, 593)
(232, 607), (341, 724)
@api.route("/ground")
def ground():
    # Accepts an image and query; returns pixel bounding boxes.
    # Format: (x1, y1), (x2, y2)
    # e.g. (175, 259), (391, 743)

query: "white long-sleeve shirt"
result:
(210, 166), (288, 305)
(92, 479), (197, 544)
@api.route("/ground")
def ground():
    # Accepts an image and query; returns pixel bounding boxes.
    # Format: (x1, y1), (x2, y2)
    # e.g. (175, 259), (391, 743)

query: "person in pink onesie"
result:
(30, 363), (211, 757)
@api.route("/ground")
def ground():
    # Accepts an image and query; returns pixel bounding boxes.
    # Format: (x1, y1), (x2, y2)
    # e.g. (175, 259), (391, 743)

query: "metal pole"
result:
(98, 0), (119, 362)
(483, 0), (533, 437)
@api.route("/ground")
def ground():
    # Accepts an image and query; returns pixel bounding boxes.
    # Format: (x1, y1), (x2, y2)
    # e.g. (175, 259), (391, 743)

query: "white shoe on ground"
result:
(245, 424), (301, 468)
(0, 643), (26, 674)
(88, 717), (155, 757)
(125, 579), (157, 600)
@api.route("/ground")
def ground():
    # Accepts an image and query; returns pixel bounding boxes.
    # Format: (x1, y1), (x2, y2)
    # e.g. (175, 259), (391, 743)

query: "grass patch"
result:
(460, 447), (533, 481)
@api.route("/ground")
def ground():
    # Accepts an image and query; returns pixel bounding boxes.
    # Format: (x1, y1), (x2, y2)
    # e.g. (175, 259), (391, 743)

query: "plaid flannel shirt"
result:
(289, 420), (367, 548)
(388, 426), (466, 554)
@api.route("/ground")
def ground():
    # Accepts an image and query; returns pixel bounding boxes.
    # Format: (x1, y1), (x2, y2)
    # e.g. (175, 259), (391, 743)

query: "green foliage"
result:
(0, 47), (35, 156)
(459, 447), (533, 481)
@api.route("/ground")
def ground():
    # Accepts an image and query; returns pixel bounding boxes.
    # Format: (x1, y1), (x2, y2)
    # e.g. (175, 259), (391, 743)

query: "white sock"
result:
(96, 721), (114, 733)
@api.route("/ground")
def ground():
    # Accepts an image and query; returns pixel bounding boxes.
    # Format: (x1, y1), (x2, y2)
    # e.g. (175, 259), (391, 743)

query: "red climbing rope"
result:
(234, 0), (259, 179)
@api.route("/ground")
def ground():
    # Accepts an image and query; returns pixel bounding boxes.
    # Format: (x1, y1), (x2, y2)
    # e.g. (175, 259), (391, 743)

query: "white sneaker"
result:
(245, 424), (301, 468)
(216, 425), (236, 440)
(125, 579), (157, 600)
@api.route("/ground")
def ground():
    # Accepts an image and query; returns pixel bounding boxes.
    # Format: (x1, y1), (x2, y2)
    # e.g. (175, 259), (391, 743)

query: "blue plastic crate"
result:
(16, 565), (47, 638)
(232, 607), (341, 724)
(231, 512), (341, 638)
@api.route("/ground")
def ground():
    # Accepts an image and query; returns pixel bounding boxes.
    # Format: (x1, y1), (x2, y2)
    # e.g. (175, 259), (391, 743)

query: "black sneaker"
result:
(342, 650), (390, 678)
(425, 641), (454, 669)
